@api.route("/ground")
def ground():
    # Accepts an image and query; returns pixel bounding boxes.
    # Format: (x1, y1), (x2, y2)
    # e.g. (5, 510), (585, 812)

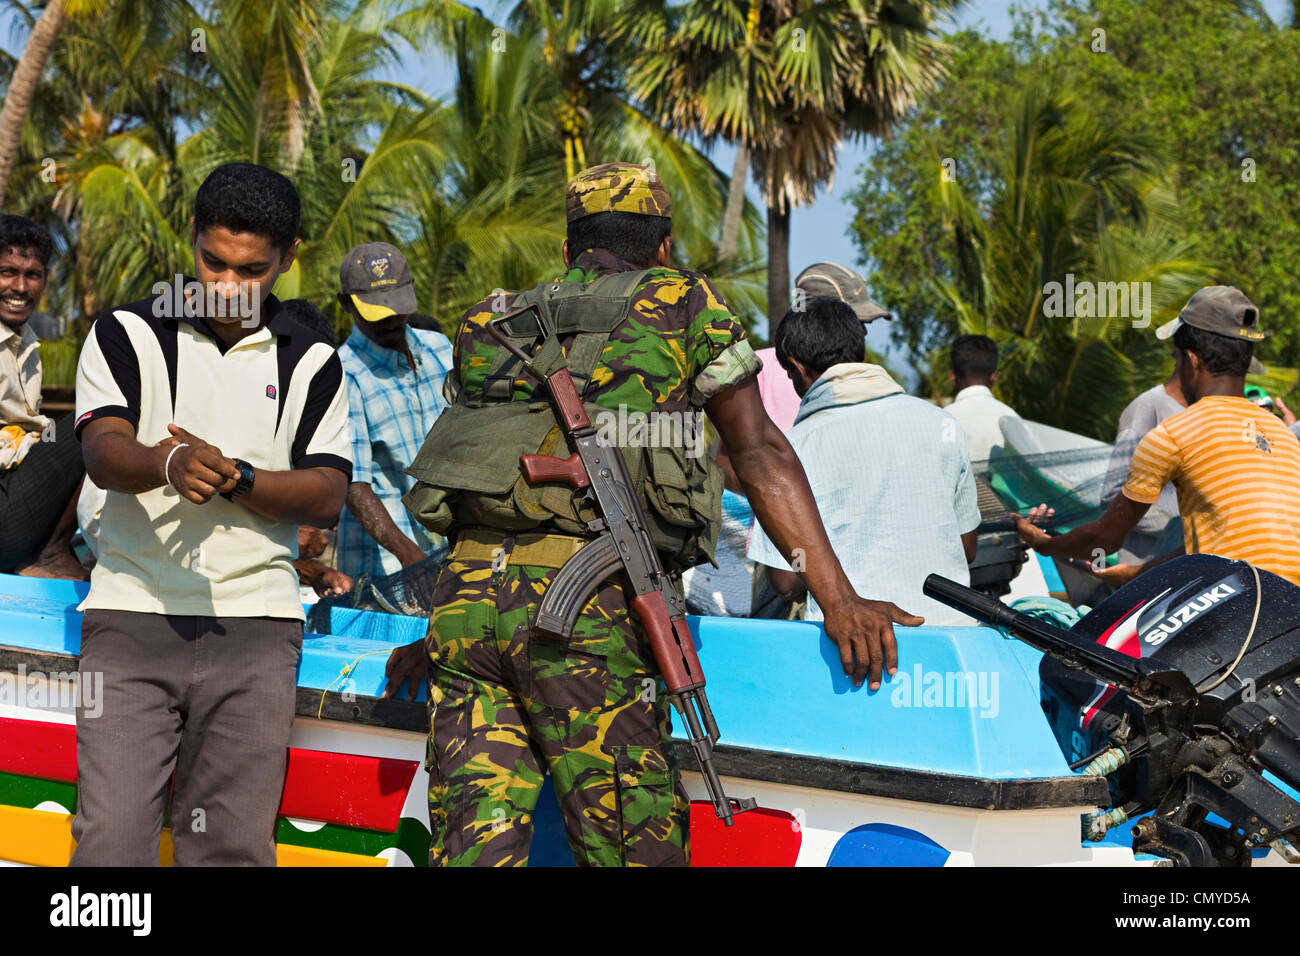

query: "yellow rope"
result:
(316, 648), (393, 719)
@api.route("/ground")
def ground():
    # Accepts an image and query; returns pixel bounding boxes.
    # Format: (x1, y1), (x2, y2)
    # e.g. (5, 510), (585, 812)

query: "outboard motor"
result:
(966, 475), (1029, 598)
(925, 554), (1300, 866)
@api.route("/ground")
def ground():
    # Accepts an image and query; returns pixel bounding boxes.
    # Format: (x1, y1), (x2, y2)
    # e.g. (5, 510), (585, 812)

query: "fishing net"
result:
(973, 418), (1117, 531)
(307, 550), (446, 637)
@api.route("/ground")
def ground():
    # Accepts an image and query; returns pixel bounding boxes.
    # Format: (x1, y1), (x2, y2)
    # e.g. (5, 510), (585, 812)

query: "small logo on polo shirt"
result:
(266, 384), (276, 399)
(1256, 433), (1271, 453)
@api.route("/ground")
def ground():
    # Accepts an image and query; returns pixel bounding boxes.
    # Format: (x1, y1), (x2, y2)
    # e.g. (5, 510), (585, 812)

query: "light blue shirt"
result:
(336, 324), (453, 579)
(748, 385), (981, 626)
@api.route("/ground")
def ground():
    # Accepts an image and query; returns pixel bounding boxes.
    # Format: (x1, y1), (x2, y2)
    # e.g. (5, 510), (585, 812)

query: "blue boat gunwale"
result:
(0, 640), (1108, 812)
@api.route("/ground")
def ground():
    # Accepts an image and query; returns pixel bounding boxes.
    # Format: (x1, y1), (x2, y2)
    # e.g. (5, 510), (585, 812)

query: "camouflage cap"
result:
(565, 163), (671, 223)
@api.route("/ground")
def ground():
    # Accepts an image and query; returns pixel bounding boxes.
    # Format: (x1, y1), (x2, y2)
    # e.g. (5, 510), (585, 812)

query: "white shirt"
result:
(945, 384), (1021, 461)
(75, 292), (352, 620)
(0, 320), (52, 468)
(748, 379), (981, 627)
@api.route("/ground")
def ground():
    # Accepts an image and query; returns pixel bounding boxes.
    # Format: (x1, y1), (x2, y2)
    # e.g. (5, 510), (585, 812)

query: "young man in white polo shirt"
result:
(72, 163), (352, 866)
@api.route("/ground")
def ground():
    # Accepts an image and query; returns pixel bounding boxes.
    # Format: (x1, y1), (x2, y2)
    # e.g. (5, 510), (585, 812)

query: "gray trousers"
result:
(71, 609), (302, 866)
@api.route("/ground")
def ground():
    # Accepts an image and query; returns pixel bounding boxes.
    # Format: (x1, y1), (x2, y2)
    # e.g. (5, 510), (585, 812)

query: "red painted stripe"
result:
(0, 719), (417, 833)
(0, 718), (77, 783)
(278, 748), (418, 833)
(688, 803), (801, 867)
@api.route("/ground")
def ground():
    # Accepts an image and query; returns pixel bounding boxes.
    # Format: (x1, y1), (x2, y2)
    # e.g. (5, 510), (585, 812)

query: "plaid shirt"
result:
(336, 324), (453, 579)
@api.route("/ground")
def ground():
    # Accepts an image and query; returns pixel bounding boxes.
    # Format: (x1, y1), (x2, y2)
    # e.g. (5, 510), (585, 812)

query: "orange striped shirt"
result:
(1124, 395), (1300, 585)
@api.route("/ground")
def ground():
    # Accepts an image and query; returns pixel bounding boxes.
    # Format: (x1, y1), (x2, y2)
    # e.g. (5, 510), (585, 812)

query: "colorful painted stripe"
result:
(0, 717), (418, 832)
(0, 805), (391, 868)
(279, 747), (418, 833)
(0, 716), (77, 783)
(687, 804), (800, 867)
(0, 769), (76, 813)
(275, 816), (430, 864)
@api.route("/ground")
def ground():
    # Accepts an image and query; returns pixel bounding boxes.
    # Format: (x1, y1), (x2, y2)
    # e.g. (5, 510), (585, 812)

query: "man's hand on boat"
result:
(382, 639), (426, 699)
(822, 594), (923, 690)
(1072, 560), (1143, 586)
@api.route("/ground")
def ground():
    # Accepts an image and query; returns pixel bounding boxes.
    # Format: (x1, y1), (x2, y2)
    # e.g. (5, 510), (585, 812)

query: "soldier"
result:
(387, 162), (922, 866)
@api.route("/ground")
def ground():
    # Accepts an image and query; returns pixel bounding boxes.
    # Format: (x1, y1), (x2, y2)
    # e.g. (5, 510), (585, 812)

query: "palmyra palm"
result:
(618, 0), (959, 326)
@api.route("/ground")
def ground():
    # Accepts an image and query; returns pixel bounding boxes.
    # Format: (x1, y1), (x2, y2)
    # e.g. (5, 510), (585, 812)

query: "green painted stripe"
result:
(396, 817), (433, 866)
(0, 771), (432, 865)
(0, 770), (75, 811)
(275, 817), (431, 864)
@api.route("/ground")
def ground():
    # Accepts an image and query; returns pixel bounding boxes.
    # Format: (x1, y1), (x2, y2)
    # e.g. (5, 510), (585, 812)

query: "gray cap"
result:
(795, 262), (891, 323)
(1155, 285), (1267, 375)
(339, 242), (417, 322)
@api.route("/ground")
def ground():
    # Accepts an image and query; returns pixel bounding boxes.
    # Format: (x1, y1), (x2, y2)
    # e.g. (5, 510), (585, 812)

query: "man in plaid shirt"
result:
(335, 242), (452, 581)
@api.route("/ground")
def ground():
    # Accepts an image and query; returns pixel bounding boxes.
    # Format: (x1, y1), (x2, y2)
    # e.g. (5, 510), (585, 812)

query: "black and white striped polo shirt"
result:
(74, 290), (352, 620)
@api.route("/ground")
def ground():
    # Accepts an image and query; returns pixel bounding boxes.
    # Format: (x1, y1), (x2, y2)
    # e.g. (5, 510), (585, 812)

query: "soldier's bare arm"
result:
(346, 481), (428, 567)
(705, 377), (923, 689)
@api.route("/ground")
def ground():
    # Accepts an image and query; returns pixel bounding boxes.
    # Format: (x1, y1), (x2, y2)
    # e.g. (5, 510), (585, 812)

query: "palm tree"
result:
(51, 0), (442, 317)
(617, 0), (780, 264)
(0, 0), (115, 208)
(418, 0), (769, 323)
(17, 0), (765, 356)
(619, 0), (957, 327)
(931, 78), (1216, 438)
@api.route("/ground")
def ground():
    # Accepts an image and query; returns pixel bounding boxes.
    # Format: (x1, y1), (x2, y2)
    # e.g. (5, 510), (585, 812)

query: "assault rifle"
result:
(487, 308), (756, 826)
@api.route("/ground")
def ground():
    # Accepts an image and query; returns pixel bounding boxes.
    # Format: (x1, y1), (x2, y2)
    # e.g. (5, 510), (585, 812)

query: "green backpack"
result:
(402, 270), (722, 571)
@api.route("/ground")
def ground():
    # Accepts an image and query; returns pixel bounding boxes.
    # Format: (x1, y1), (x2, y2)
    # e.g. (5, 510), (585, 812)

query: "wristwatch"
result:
(221, 459), (256, 501)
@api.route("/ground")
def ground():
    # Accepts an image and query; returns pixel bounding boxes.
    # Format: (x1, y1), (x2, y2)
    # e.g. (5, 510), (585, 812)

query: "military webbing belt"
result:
(449, 527), (590, 570)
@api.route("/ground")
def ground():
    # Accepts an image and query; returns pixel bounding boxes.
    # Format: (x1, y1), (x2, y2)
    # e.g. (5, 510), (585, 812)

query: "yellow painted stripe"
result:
(276, 842), (387, 867)
(0, 805), (76, 867)
(0, 805), (385, 867)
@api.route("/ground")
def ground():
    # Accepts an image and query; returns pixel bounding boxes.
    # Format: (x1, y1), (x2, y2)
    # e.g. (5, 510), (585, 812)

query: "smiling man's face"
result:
(0, 246), (48, 330)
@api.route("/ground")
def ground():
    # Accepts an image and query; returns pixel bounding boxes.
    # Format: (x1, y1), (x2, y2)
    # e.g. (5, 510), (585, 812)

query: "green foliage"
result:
(4, 0), (767, 342)
(617, 0), (958, 321)
(850, 0), (1300, 427)
(35, 328), (82, 387)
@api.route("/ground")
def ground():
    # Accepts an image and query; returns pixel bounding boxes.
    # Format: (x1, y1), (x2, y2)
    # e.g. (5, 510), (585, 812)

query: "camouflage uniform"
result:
(421, 164), (761, 866)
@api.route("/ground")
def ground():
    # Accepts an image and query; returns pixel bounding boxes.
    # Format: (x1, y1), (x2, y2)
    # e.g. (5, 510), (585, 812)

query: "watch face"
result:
(223, 459), (255, 499)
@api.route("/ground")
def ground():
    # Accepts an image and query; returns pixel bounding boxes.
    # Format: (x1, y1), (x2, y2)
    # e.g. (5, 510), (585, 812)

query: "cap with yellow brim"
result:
(340, 241), (418, 322)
